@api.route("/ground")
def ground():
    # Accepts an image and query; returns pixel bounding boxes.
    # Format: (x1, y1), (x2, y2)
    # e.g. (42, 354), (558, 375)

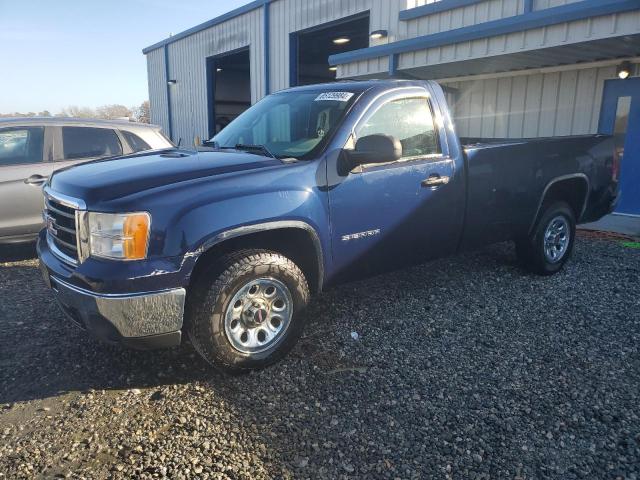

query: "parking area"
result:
(1, 235), (639, 479)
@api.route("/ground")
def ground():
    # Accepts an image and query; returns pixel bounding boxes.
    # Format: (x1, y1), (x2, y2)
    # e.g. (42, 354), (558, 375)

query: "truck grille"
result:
(45, 196), (79, 263)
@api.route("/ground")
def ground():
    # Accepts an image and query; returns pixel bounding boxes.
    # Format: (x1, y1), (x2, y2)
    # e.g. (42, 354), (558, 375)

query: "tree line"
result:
(0, 101), (150, 123)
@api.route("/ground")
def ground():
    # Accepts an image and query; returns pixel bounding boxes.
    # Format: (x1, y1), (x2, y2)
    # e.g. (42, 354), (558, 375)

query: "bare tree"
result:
(0, 111), (36, 118)
(131, 101), (150, 123)
(95, 104), (131, 120)
(56, 106), (96, 118)
(1, 104), (138, 120)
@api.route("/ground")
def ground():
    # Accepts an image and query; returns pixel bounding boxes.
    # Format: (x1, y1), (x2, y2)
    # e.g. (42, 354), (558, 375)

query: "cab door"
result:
(0, 125), (52, 240)
(327, 86), (465, 282)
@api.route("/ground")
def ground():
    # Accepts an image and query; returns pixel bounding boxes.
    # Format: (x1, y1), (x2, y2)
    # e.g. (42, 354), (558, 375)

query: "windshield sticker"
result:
(314, 92), (354, 102)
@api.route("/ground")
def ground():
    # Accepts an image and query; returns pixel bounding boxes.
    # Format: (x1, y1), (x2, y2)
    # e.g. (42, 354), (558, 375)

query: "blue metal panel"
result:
(599, 77), (640, 215)
(264, 2), (271, 94)
(164, 45), (173, 141)
(205, 56), (216, 139)
(523, 0), (534, 13)
(289, 32), (298, 87)
(330, 0), (640, 66)
(399, 0), (488, 21)
(388, 54), (398, 76)
(143, 0), (271, 54)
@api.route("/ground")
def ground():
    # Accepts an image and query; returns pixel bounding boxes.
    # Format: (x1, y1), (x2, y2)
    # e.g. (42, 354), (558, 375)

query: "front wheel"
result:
(516, 201), (576, 276)
(186, 249), (310, 373)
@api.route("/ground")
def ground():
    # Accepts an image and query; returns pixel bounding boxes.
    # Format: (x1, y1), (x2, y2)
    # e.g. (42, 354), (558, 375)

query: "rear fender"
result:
(529, 173), (589, 233)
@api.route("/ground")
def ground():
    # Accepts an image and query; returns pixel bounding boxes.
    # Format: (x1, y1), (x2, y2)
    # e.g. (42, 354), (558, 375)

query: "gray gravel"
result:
(1, 235), (639, 479)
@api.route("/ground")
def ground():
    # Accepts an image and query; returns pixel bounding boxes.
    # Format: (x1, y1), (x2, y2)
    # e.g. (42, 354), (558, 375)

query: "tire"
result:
(516, 201), (576, 276)
(186, 249), (310, 373)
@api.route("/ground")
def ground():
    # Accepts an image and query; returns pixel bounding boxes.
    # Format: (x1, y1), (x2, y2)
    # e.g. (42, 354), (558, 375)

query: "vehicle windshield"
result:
(211, 90), (358, 160)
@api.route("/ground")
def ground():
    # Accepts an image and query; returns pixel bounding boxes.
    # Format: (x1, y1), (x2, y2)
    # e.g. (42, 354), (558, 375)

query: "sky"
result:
(0, 0), (249, 114)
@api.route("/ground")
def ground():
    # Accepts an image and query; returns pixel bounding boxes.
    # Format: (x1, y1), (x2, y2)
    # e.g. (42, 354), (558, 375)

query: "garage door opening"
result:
(291, 13), (370, 87)
(207, 48), (251, 137)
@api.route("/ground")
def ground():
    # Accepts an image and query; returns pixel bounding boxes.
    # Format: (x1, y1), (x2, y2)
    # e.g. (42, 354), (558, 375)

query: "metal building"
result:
(144, 0), (640, 214)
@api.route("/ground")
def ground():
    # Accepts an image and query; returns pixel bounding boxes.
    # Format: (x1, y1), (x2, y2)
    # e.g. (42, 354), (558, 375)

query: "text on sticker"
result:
(314, 92), (354, 102)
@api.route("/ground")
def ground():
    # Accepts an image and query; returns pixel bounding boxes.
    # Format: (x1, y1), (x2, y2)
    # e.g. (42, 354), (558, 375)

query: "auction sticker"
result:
(315, 92), (354, 102)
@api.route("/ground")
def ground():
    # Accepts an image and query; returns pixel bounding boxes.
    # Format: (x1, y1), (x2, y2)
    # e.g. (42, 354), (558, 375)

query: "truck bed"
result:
(460, 135), (603, 149)
(458, 134), (615, 250)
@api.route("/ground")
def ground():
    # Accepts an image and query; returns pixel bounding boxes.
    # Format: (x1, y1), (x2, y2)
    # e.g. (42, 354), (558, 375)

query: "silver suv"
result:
(0, 118), (173, 244)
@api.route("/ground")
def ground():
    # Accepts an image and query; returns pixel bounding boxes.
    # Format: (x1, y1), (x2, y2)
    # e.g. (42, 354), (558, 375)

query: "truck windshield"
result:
(211, 90), (358, 160)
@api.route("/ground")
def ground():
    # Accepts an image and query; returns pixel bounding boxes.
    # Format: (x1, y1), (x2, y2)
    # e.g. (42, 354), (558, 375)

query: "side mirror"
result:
(347, 134), (402, 167)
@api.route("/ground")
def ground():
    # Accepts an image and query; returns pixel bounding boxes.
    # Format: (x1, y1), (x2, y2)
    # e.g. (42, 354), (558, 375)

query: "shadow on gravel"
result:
(0, 242), (37, 263)
(0, 255), (218, 404)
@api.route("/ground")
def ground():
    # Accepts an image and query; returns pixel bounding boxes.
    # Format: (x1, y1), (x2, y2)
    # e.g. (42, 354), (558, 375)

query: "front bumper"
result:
(37, 226), (186, 349)
(37, 230), (186, 349)
(46, 273), (185, 349)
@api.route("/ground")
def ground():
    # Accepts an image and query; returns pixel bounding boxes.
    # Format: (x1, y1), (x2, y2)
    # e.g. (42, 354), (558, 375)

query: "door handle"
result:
(421, 174), (450, 188)
(24, 174), (47, 186)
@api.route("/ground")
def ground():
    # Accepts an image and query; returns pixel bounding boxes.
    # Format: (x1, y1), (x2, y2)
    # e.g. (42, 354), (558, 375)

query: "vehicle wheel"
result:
(186, 249), (310, 373)
(516, 201), (576, 276)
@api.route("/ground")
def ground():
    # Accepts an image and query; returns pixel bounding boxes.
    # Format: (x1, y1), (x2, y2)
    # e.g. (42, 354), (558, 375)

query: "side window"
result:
(0, 127), (44, 166)
(121, 130), (151, 152)
(62, 127), (123, 160)
(356, 97), (441, 159)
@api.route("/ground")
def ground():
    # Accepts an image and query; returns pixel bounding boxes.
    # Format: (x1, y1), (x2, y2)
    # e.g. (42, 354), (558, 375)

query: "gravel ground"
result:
(1, 235), (639, 479)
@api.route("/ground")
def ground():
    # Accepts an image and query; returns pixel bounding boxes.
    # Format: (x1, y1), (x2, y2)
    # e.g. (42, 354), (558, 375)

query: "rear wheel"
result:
(186, 249), (309, 373)
(516, 201), (576, 275)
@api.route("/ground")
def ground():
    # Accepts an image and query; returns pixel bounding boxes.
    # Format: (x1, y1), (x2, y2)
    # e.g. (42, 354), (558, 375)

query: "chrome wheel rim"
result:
(543, 215), (570, 263)
(224, 277), (293, 354)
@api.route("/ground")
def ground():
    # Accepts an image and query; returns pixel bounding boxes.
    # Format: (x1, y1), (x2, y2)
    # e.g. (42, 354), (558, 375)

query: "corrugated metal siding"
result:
(533, 0), (583, 11)
(402, 0), (523, 38)
(397, 0), (524, 71)
(270, 0), (436, 91)
(160, 8), (264, 145)
(338, 6), (640, 78)
(146, 48), (169, 133)
(268, 0), (373, 93)
(145, 0), (639, 143)
(443, 64), (616, 138)
(394, 10), (640, 72)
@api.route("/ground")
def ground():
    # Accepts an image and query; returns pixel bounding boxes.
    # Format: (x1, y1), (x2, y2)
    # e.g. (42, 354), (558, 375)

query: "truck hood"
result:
(49, 149), (283, 203)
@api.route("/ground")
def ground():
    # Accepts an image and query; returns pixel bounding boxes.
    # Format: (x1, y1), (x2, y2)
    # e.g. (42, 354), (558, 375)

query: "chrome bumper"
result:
(49, 275), (185, 346)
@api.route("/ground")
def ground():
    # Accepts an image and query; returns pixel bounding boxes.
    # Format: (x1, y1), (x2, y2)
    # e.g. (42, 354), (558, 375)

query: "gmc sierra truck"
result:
(37, 80), (617, 372)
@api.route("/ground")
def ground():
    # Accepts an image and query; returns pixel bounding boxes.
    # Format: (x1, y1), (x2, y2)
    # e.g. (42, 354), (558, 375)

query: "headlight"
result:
(88, 212), (151, 260)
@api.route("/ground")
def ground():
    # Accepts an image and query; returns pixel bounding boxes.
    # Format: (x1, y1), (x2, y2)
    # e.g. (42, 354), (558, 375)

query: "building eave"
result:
(329, 0), (640, 66)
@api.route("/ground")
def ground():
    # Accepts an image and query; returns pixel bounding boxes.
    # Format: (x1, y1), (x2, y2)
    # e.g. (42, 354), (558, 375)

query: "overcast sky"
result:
(0, 0), (249, 113)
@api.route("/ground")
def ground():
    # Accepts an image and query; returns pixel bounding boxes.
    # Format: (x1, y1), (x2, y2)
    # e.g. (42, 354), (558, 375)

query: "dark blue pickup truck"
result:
(37, 80), (617, 372)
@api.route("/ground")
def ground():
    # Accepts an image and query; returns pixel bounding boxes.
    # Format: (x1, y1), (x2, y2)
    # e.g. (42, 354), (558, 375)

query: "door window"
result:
(62, 127), (122, 160)
(0, 127), (45, 165)
(121, 130), (151, 152)
(356, 97), (441, 159)
(613, 96), (631, 179)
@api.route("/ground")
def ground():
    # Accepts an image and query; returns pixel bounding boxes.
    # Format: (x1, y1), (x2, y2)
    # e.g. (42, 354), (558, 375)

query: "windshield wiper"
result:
(234, 143), (276, 159)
